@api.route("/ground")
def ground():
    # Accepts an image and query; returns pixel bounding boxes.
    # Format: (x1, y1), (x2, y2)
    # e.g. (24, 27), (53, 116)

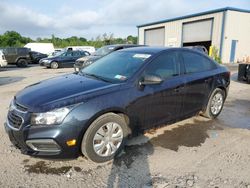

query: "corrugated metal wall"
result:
(138, 12), (224, 57)
(222, 11), (250, 63)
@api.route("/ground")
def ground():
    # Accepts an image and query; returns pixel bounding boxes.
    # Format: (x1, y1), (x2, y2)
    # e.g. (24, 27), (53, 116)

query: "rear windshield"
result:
(93, 46), (115, 56)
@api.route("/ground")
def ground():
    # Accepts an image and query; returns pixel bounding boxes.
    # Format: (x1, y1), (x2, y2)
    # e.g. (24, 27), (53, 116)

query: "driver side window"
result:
(65, 52), (73, 57)
(144, 51), (180, 80)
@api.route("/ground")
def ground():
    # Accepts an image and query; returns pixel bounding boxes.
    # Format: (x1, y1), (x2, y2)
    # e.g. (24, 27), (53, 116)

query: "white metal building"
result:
(137, 7), (250, 63)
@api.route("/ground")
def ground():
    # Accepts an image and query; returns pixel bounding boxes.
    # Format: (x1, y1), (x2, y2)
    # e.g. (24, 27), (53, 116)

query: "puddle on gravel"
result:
(149, 120), (223, 151)
(24, 161), (72, 175)
(0, 76), (25, 86)
(23, 120), (224, 172)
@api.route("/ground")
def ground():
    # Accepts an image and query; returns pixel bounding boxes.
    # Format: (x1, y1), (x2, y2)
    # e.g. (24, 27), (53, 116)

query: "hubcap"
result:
(93, 122), (123, 157)
(52, 62), (58, 68)
(211, 93), (223, 115)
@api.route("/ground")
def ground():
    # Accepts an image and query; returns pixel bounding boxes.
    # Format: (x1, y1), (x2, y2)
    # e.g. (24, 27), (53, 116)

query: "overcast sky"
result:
(0, 0), (249, 39)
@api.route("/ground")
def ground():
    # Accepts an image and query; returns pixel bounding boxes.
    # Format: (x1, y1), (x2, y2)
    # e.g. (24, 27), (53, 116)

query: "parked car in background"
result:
(0, 50), (7, 67)
(40, 50), (90, 69)
(185, 45), (208, 54)
(24, 43), (55, 55)
(66, 46), (95, 54)
(55, 48), (63, 52)
(74, 44), (143, 72)
(5, 47), (230, 163)
(29, 51), (48, 64)
(1, 47), (31, 67)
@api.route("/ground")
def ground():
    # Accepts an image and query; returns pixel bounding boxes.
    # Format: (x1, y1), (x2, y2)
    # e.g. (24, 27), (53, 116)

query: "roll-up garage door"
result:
(182, 19), (213, 43)
(144, 27), (165, 46)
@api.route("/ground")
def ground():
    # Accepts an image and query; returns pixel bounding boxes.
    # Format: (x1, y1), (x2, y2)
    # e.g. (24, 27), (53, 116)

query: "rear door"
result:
(180, 50), (216, 116)
(4, 48), (16, 64)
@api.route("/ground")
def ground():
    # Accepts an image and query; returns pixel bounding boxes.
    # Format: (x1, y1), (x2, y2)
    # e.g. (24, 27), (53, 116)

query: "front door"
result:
(128, 51), (185, 130)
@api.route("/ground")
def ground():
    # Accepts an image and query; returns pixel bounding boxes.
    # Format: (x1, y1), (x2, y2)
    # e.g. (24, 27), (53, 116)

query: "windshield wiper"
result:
(80, 72), (113, 83)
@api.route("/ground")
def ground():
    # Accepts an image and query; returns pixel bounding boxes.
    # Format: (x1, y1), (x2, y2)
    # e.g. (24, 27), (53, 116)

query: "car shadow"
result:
(0, 76), (26, 86)
(107, 135), (154, 187)
(0, 64), (40, 72)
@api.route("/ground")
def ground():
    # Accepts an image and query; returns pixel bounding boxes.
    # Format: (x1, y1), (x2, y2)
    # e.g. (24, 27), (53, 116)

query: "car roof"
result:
(119, 46), (209, 55)
(105, 44), (143, 48)
(119, 47), (170, 54)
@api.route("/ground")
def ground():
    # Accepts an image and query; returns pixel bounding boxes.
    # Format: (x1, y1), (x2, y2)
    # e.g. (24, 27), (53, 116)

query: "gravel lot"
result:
(0, 65), (250, 188)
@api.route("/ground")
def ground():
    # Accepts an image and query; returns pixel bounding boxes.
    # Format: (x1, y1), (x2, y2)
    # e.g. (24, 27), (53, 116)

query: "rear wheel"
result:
(203, 88), (225, 119)
(16, 59), (28, 67)
(81, 113), (129, 163)
(50, 61), (59, 69)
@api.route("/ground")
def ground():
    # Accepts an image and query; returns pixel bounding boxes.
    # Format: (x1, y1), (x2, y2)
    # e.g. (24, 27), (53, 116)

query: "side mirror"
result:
(139, 74), (163, 86)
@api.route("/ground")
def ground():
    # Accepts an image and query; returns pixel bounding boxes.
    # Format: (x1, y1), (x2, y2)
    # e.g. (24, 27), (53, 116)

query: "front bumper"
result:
(39, 60), (51, 67)
(0, 60), (7, 67)
(4, 120), (81, 159)
(74, 61), (83, 72)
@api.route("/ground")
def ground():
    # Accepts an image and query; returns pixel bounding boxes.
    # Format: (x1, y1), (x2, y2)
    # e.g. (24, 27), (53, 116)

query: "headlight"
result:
(9, 100), (14, 110)
(43, 60), (51, 63)
(31, 107), (72, 125)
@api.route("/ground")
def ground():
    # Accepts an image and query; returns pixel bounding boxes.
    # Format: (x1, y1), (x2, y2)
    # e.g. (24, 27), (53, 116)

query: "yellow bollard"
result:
(209, 46), (213, 57)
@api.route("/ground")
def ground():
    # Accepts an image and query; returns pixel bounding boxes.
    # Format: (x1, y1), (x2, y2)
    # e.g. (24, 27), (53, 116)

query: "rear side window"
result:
(6, 48), (16, 55)
(80, 51), (89, 56)
(144, 51), (180, 80)
(18, 48), (28, 54)
(182, 51), (216, 74)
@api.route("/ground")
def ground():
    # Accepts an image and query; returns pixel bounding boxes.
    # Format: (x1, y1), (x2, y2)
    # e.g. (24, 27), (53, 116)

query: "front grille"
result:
(2, 55), (5, 60)
(15, 101), (28, 112)
(8, 111), (23, 129)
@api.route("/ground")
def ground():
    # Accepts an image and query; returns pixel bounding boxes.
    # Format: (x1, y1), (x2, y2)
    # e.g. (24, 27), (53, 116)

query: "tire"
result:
(16, 59), (28, 67)
(81, 113), (129, 163)
(202, 88), (225, 119)
(247, 76), (250, 84)
(50, 61), (59, 69)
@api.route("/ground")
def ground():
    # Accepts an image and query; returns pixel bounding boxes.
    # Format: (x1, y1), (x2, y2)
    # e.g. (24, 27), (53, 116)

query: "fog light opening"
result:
(26, 139), (61, 152)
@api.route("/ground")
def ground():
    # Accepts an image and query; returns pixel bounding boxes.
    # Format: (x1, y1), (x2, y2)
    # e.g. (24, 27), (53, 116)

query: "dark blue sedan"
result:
(40, 50), (90, 69)
(5, 47), (230, 163)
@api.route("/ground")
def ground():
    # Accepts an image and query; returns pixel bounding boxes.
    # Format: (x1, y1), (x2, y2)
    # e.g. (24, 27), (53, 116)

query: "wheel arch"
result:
(15, 57), (28, 63)
(203, 84), (227, 113)
(50, 61), (60, 68)
(76, 107), (132, 153)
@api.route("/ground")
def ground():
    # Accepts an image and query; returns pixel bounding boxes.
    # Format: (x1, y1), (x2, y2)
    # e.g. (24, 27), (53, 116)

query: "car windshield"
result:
(92, 46), (115, 56)
(48, 51), (64, 58)
(80, 51), (152, 83)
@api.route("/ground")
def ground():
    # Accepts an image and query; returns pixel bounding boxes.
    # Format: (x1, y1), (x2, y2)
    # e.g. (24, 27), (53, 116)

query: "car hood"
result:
(42, 56), (58, 61)
(15, 74), (120, 112)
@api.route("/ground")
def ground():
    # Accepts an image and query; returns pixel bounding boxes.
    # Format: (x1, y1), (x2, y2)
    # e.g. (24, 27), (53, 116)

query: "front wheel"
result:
(202, 88), (225, 119)
(50, 61), (59, 69)
(81, 113), (129, 163)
